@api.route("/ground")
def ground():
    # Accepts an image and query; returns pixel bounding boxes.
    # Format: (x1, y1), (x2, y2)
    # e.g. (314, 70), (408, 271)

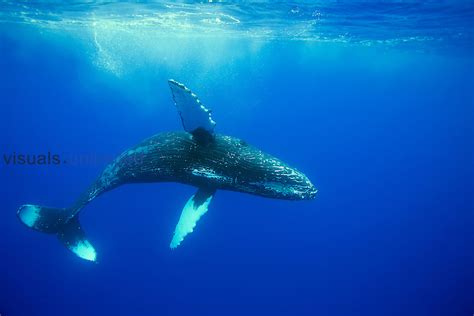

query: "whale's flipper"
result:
(170, 187), (216, 249)
(18, 205), (97, 262)
(168, 79), (216, 142)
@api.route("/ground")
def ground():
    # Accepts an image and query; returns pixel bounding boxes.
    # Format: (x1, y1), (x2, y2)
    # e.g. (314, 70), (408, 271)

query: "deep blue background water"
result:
(1, 1), (473, 316)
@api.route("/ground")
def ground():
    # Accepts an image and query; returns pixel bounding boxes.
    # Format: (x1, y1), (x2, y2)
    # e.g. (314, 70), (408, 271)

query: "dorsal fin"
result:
(168, 79), (216, 143)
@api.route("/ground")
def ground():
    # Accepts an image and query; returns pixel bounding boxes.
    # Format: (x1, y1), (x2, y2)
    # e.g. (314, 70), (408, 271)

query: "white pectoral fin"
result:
(168, 79), (216, 136)
(170, 187), (216, 249)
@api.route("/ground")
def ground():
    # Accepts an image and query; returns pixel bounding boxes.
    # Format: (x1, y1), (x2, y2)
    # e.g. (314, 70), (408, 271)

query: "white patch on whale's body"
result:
(191, 167), (233, 184)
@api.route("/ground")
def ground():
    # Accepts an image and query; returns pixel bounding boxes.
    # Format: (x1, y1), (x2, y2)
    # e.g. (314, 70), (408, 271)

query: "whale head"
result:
(273, 169), (317, 200)
(244, 162), (317, 201)
(217, 136), (318, 201)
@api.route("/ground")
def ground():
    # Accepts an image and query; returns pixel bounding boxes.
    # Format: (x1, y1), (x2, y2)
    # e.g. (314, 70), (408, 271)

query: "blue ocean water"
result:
(0, 1), (473, 315)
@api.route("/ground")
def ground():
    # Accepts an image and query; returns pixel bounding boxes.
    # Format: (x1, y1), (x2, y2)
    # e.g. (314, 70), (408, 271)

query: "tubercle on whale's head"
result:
(239, 156), (317, 201)
(288, 171), (318, 200)
(259, 168), (318, 201)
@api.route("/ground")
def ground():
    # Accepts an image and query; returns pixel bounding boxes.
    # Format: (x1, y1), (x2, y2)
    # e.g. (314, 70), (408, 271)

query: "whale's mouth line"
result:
(245, 179), (317, 201)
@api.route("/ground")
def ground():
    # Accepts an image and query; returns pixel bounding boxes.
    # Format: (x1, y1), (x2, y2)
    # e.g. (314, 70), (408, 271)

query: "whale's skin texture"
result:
(73, 131), (316, 214)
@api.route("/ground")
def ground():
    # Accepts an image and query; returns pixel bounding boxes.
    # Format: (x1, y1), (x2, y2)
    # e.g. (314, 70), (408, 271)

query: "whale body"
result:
(17, 80), (317, 262)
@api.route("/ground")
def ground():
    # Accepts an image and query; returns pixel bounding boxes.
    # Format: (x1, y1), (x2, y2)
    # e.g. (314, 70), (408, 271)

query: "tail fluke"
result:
(17, 204), (69, 233)
(57, 215), (97, 262)
(17, 204), (97, 262)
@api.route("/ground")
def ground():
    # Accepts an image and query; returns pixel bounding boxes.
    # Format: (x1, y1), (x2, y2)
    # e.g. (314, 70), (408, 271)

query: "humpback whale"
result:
(17, 80), (317, 262)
